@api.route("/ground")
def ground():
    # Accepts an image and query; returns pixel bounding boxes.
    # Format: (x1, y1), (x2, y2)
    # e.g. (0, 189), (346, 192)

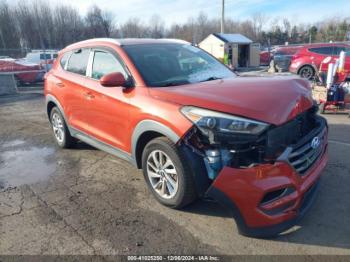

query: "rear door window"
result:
(66, 49), (90, 76)
(91, 51), (127, 80)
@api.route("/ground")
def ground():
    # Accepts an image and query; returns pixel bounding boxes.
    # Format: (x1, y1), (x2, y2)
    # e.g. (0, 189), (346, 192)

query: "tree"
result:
(1, 2), (350, 50)
(0, 0), (20, 49)
(54, 5), (85, 48)
(309, 26), (318, 43)
(85, 5), (114, 38)
(251, 12), (268, 41)
(148, 15), (164, 38)
(119, 18), (147, 38)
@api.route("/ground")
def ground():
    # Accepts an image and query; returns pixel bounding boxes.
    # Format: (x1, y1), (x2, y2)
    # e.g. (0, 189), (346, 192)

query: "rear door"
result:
(82, 48), (132, 152)
(55, 48), (91, 133)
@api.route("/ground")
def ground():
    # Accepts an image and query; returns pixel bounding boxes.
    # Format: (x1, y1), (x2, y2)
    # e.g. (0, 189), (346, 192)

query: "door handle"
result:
(84, 92), (95, 100)
(56, 82), (64, 88)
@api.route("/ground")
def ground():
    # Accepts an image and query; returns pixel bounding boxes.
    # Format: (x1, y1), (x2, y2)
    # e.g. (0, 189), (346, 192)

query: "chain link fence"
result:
(0, 48), (58, 95)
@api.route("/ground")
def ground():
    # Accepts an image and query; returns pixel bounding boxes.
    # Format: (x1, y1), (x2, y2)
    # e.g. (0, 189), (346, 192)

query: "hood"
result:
(149, 76), (313, 126)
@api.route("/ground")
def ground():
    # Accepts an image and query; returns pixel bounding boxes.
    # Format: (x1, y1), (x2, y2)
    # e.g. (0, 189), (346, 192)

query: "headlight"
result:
(181, 106), (269, 135)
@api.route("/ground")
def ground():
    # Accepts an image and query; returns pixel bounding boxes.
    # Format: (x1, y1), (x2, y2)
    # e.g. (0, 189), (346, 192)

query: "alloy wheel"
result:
(146, 150), (179, 199)
(51, 112), (65, 144)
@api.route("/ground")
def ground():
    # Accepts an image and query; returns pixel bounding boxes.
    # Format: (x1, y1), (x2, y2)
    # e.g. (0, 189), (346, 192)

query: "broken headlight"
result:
(181, 106), (269, 144)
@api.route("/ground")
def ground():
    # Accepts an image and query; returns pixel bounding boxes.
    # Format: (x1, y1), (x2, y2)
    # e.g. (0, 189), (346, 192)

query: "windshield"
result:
(123, 44), (236, 87)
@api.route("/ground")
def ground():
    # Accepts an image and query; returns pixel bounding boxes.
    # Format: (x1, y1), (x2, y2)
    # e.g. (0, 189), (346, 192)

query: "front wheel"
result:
(142, 137), (197, 209)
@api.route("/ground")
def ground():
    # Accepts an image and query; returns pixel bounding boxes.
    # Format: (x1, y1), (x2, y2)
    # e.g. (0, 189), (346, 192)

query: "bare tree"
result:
(251, 12), (268, 41)
(119, 18), (147, 38)
(54, 5), (85, 48)
(1, 2), (350, 50)
(15, 1), (38, 48)
(85, 5), (114, 38)
(0, 0), (20, 49)
(148, 14), (165, 38)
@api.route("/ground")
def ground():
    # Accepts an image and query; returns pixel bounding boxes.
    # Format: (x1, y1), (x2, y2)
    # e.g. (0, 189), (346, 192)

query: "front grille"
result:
(265, 106), (318, 159)
(288, 123), (326, 175)
(288, 126), (325, 175)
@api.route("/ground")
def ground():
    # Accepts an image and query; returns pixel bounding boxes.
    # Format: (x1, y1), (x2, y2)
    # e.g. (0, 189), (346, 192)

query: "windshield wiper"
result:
(200, 76), (222, 82)
(160, 81), (189, 87)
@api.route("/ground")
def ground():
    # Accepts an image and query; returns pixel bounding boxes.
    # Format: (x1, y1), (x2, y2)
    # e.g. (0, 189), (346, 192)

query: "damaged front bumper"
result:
(180, 106), (328, 237)
(206, 132), (328, 238)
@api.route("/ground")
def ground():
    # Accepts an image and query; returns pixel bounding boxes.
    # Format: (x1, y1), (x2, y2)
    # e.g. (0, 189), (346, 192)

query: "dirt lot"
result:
(0, 93), (350, 256)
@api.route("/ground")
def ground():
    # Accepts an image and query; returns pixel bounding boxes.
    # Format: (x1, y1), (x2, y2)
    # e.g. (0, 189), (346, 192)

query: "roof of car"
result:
(64, 38), (190, 51)
(302, 42), (350, 48)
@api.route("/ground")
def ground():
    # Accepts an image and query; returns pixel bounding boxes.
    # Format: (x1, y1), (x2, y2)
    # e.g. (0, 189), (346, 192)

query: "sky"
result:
(27, 0), (350, 27)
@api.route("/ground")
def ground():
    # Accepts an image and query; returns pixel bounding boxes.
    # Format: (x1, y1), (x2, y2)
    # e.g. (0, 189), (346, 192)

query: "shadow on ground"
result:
(0, 93), (42, 106)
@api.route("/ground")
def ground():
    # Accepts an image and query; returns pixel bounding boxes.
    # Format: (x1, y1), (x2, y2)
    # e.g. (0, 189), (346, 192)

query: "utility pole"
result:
(221, 0), (225, 34)
(309, 30), (312, 44)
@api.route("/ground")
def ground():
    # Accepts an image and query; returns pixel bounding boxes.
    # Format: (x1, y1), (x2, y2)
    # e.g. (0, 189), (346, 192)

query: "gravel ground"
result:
(0, 93), (349, 256)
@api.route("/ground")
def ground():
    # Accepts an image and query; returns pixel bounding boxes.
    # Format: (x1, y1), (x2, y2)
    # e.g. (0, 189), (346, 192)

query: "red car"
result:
(319, 53), (350, 75)
(0, 58), (44, 85)
(260, 49), (271, 65)
(289, 43), (350, 79)
(45, 38), (328, 237)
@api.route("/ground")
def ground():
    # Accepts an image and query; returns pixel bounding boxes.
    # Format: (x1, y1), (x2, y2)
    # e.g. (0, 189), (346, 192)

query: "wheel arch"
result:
(131, 120), (181, 169)
(45, 94), (67, 123)
(297, 63), (317, 75)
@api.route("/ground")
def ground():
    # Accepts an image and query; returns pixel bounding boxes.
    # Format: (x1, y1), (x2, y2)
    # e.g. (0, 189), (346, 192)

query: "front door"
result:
(83, 49), (132, 152)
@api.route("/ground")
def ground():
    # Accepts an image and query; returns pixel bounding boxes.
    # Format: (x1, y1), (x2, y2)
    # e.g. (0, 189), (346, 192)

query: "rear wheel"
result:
(142, 137), (197, 209)
(50, 107), (76, 148)
(298, 65), (315, 80)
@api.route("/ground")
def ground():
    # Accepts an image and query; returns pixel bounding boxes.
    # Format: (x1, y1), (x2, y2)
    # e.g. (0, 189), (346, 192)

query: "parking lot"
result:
(0, 93), (350, 256)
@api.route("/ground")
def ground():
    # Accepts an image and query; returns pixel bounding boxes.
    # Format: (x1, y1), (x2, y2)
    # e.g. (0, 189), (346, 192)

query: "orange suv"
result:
(45, 38), (328, 237)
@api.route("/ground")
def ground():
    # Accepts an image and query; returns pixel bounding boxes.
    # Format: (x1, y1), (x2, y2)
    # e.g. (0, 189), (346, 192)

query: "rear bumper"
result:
(206, 129), (328, 238)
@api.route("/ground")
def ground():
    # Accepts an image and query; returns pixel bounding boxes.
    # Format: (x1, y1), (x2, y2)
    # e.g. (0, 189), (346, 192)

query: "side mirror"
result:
(100, 72), (126, 87)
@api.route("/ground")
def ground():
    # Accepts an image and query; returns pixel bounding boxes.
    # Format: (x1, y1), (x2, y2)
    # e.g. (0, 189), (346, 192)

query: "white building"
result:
(199, 33), (260, 68)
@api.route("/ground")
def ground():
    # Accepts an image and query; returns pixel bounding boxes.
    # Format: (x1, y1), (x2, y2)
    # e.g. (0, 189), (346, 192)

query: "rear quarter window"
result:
(308, 47), (333, 55)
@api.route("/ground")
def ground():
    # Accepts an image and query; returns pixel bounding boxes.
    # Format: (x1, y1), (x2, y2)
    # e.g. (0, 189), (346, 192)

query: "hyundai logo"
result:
(311, 136), (321, 149)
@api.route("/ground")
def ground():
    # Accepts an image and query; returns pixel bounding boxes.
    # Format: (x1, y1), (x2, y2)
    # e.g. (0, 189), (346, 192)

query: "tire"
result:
(298, 65), (315, 80)
(141, 137), (197, 209)
(49, 107), (76, 148)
